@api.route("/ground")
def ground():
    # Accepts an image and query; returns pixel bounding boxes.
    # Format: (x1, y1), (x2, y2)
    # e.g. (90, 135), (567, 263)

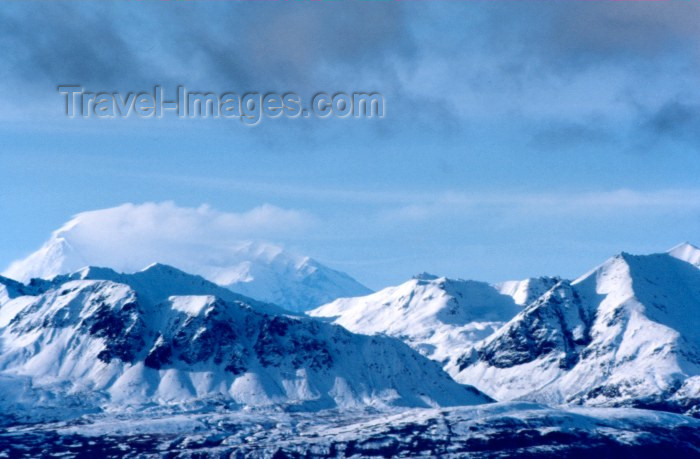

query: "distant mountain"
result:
(455, 246), (700, 416)
(2, 206), (371, 312)
(0, 265), (489, 416)
(669, 241), (700, 268)
(495, 276), (561, 306)
(309, 274), (548, 372)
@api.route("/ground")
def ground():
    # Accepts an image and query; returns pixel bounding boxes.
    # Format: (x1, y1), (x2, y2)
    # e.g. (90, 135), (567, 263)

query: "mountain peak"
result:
(669, 241), (699, 251)
(494, 276), (561, 306)
(138, 262), (196, 278)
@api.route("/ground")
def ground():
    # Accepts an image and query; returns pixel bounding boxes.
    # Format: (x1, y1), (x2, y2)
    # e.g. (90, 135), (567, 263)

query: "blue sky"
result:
(1, 1), (699, 289)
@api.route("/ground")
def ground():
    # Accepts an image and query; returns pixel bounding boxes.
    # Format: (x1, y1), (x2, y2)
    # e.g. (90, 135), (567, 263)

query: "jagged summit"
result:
(309, 245), (700, 416)
(51, 263), (291, 316)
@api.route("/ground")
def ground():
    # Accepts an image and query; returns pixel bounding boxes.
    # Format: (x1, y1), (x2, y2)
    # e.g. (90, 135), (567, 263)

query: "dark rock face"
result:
(254, 316), (333, 371)
(58, 290), (340, 377)
(0, 275), (40, 299)
(144, 338), (173, 369)
(83, 301), (146, 363)
(141, 299), (249, 373)
(461, 282), (594, 371)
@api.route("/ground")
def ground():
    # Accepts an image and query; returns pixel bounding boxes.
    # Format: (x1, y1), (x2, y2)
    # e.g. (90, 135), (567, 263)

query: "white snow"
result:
(169, 295), (215, 316)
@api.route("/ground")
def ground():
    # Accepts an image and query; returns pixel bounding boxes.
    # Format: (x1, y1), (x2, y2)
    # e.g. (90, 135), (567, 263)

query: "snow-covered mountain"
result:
(308, 274), (555, 373)
(2, 204), (371, 312)
(455, 244), (700, 416)
(0, 264), (489, 415)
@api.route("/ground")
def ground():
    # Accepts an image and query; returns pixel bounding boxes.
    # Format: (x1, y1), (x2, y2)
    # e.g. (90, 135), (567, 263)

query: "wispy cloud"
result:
(382, 189), (700, 222)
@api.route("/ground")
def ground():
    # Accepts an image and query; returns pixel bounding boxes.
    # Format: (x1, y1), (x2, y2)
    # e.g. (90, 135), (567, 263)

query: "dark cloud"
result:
(638, 100), (700, 150)
(0, 1), (414, 92)
(2, 0), (700, 151)
(0, 5), (143, 87)
(478, 2), (700, 73)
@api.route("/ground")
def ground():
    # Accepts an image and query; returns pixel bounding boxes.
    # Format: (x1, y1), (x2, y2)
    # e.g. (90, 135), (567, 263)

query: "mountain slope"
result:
(455, 249), (700, 415)
(309, 274), (531, 373)
(2, 205), (371, 312)
(0, 267), (490, 414)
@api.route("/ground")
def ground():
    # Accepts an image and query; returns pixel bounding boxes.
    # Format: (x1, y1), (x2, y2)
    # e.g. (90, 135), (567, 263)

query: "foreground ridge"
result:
(0, 264), (489, 420)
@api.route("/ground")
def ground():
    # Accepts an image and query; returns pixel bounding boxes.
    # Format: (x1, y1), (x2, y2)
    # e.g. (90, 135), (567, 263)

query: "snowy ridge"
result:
(309, 276), (525, 373)
(2, 205), (371, 312)
(0, 266), (489, 417)
(455, 248), (700, 415)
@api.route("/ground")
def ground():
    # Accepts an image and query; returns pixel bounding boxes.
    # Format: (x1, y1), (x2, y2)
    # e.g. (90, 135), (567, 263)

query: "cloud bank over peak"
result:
(4, 201), (312, 279)
(1, 202), (372, 311)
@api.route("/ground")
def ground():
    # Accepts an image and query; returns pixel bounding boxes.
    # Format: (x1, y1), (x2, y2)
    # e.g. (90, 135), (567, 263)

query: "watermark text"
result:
(58, 86), (385, 126)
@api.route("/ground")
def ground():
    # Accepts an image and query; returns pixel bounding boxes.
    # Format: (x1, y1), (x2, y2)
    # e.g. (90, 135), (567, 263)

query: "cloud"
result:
(63, 201), (311, 244)
(382, 188), (700, 222)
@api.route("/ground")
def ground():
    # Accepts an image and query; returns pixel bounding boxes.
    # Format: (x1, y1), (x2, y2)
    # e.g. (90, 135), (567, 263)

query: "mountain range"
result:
(309, 273), (558, 371)
(0, 264), (489, 423)
(2, 236), (699, 456)
(311, 243), (700, 417)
